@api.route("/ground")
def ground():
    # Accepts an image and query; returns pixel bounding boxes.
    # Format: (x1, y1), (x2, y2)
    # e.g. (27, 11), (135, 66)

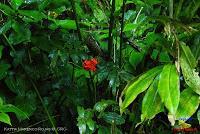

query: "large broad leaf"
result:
(120, 66), (163, 112)
(180, 43), (200, 95)
(158, 64), (180, 115)
(141, 77), (164, 121)
(175, 88), (199, 121)
(0, 112), (11, 126)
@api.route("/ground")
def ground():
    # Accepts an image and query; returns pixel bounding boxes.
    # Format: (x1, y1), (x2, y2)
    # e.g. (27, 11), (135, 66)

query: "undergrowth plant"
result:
(0, 0), (199, 134)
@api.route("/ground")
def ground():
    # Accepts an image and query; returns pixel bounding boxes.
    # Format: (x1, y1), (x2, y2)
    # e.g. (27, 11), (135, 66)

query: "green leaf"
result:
(129, 51), (144, 69)
(180, 44), (200, 95)
(180, 43), (197, 68)
(175, 88), (199, 121)
(120, 66), (163, 112)
(50, 19), (77, 30)
(0, 20), (12, 35)
(4, 76), (26, 95)
(108, 70), (120, 95)
(0, 98), (3, 106)
(101, 112), (125, 125)
(98, 126), (110, 134)
(0, 112), (11, 126)
(123, 23), (137, 32)
(94, 100), (116, 112)
(0, 104), (28, 120)
(158, 64), (180, 115)
(38, 0), (52, 11)
(141, 77), (163, 121)
(0, 45), (3, 59)
(10, 0), (23, 9)
(197, 109), (200, 125)
(9, 21), (31, 45)
(0, 64), (10, 80)
(18, 10), (46, 22)
(115, 0), (123, 11)
(0, 3), (15, 16)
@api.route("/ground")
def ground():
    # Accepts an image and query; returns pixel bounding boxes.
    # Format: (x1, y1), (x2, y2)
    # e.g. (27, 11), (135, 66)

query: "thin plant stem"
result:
(108, 0), (115, 59)
(89, 71), (96, 103)
(119, 0), (126, 68)
(169, 0), (173, 18)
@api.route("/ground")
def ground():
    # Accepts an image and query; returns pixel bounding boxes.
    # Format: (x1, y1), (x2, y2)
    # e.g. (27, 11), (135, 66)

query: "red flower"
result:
(83, 58), (98, 72)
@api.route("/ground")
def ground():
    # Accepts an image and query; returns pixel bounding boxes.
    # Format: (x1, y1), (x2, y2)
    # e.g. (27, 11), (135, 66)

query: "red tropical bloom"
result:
(83, 58), (98, 72)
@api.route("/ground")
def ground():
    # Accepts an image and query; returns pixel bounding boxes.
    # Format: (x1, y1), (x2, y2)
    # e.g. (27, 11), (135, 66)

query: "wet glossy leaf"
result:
(94, 100), (116, 113)
(158, 64), (180, 115)
(175, 88), (199, 121)
(101, 112), (125, 125)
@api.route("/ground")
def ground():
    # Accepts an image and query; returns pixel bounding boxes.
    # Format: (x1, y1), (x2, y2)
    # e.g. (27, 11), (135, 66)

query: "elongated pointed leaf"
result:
(0, 104), (29, 120)
(180, 44), (200, 95)
(10, 0), (23, 9)
(176, 88), (199, 121)
(0, 20), (12, 35)
(120, 66), (163, 112)
(180, 43), (197, 68)
(0, 3), (15, 16)
(158, 64), (180, 115)
(141, 77), (164, 121)
(0, 113), (11, 126)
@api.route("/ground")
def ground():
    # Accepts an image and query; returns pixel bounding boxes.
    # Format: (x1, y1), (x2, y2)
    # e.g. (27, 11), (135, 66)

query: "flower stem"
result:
(89, 71), (96, 103)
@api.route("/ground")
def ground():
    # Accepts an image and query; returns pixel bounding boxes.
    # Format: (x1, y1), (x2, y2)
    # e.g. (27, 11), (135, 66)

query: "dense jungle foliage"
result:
(0, 0), (200, 133)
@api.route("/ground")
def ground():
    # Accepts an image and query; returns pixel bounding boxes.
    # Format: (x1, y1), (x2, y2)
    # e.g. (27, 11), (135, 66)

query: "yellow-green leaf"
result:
(180, 44), (200, 95)
(176, 88), (199, 121)
(158, 64), (180, 115)
(0, 112), (11, 126)
(180, 43), (197, 68)
(141, 77), (164, 121)
(120, 66), (163, 112)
